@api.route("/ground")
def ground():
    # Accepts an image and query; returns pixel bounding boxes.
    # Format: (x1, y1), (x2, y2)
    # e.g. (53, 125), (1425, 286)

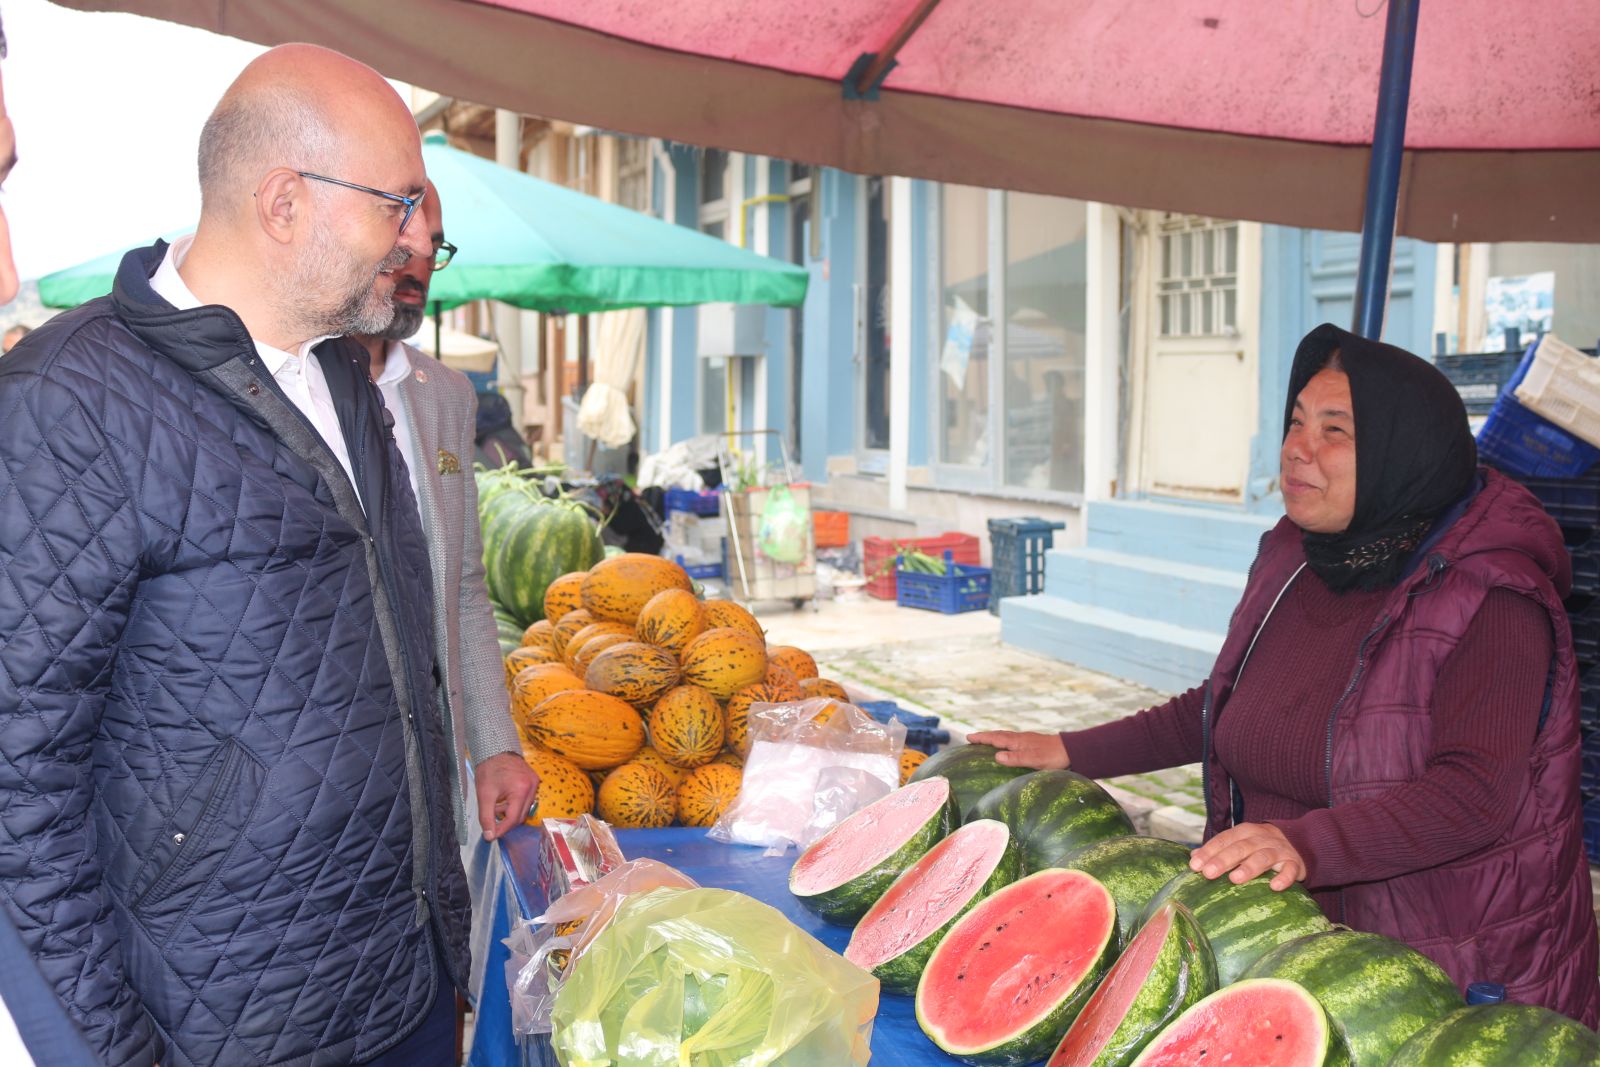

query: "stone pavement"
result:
(756, 600), (1210, 843)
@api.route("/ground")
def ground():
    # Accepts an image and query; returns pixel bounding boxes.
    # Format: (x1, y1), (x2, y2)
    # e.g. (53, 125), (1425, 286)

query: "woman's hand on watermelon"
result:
(966, 730), (1071, 770)
(1189, 822), (1307, 892)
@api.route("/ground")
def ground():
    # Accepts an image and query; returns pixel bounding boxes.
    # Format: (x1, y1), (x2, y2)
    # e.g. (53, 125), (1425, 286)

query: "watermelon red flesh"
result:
(1049, 901), (1217, 1067)
(788, 776), (956, 926)
(916, 869), (1118, 1066)
(1129, 979), (1332, 1067)
(844, 819), (1020, 994)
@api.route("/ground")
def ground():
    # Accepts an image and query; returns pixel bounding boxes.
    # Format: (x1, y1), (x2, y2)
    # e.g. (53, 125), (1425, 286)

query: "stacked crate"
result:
(663, 488), (724, 578)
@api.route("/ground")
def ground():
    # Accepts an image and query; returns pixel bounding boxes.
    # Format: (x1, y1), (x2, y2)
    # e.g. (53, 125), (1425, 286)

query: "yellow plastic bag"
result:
(551, 886), (877, 1067)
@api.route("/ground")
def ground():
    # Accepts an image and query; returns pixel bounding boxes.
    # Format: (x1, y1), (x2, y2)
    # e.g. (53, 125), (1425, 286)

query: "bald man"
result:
(0, 46), (474, 1066)
(352, 184), (539, 861)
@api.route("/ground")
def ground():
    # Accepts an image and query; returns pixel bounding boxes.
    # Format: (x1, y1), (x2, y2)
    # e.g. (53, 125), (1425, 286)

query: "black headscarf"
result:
(1284, 323), (1477, 593)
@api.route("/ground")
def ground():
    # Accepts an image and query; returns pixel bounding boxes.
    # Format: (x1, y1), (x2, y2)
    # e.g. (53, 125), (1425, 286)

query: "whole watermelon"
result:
(1060, 835), (1194, 950)
(1242, 930), (1463, 1067)
(1391, 1004), (1600, 1065)
(1139, 869), (1330, 986)
(969, 770), (1134, 873)
(908, 743), (1032, 822)
(484, 493), (605, 628)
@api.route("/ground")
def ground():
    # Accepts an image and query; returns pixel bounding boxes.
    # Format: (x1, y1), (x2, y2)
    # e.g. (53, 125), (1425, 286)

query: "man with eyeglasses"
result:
(1, 44), (478, 1067)
(351, 180), (537, 890)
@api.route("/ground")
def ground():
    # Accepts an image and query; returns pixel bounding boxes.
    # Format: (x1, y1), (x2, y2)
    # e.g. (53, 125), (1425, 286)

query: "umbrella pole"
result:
(577, 314), (590, 398)
(1351, 0), (1421, 341)
(432, 302), (443, 362)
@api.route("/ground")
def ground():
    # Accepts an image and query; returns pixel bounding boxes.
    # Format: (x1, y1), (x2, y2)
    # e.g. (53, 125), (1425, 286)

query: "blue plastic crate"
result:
(1518, 474), (1600, 529)
(1566, 529), (1600, 598)
(896, 552), (992, 614)
(988, 517), (1066, 615)
(664, 487), (722, 516)
(1585, 799), (1600, 862)
(1435, 350), (1526, 416)
(1476, 342), (1600, 478)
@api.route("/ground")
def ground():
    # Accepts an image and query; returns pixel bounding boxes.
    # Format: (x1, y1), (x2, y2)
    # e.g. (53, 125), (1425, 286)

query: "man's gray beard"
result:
(294, 221), (404, 338)
(380, 301), (425, 342)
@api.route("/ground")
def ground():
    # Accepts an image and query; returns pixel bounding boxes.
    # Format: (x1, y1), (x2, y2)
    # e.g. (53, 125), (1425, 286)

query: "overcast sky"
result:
(3, 0), (410, 282)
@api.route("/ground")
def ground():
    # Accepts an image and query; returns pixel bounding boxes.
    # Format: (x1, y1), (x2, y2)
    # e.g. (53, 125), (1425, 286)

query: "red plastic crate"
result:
(863, 532), (981, 599)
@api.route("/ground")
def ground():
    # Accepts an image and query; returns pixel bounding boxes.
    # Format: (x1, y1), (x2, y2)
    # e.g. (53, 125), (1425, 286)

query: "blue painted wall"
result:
(1251, 227), (1437, 510)
(669, 145), (700, 446)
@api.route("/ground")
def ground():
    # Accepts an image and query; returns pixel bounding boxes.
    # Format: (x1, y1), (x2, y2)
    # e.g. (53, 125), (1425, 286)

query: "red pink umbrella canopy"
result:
(59, 0), (1600, 240)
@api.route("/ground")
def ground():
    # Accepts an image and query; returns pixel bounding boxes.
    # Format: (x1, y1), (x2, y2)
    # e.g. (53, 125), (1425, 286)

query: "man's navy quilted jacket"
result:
(0, 244), (471, 1067)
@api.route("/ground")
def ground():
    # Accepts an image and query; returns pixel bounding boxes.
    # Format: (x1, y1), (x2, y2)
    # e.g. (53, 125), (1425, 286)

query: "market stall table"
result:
(466, 823), (955, 1066)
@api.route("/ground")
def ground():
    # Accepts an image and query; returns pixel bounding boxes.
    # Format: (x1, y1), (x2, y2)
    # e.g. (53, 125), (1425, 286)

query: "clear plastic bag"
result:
(550, 886), (877, 1066)
(756, 485), (808, 563)
(708, 698), (904, 852)
(506, 859), (700, 1035)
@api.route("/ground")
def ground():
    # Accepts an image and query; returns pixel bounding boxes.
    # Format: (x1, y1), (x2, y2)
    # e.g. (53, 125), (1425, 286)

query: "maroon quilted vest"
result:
(1202, 468), (1599, 1026)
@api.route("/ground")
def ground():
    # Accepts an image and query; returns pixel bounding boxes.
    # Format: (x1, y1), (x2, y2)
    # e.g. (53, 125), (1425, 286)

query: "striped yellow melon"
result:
(680, 628), (768, 699)
(549, 609), (595, 658)
(649, 685), (725, 769)
(519, 619), (556, 651)
(510, 664), (586, 731)
(597, 763), (676, 828)
(571, 632), (634, 676)
(580, 554), (694, 625)
(765, 645), (818, 680)
(712, 751), (744, 769)
(563, 620), (636, 669)
(676, 763), (743, 828)
(724, 679), (805, 756)
(524, 690), (645, 770)
(629, 745), (689, 789)
(811, 698), (850, 727)
(899, 748), (928, 784)
(520, 743), (595, 825)
(504, 644), (562, 686)
(799, 676), (851, 702)
(700, 600), (764, 639)
(542, 572), (587, 623)
(585, 642), (681, 705)
(634, 588), (707, 655)
(766, 663), (801, 691)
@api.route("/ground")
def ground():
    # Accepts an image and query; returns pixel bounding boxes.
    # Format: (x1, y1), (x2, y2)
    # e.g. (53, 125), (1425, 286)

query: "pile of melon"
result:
(506, 553), (904, 831)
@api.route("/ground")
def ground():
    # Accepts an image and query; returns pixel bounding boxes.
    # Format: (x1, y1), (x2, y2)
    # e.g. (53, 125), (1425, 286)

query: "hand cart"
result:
(717, 430), (817, 609)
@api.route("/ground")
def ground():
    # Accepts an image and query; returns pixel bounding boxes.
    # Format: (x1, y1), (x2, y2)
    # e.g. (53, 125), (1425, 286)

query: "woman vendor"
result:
(974, 323), (1600, 1026)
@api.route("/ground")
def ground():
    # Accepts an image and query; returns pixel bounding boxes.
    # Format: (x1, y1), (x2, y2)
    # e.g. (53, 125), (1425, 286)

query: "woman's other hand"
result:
(1189, 822), (1307, 891)
(966, 730), (1071, 770)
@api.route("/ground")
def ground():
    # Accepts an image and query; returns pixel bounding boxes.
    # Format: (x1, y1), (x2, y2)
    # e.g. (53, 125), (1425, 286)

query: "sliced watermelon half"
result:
(1129, 978), (1339, 1067)
(788, 776), (957, 926)
(844, 818), (1021, 994)
(1048, 901), (1217, 1067)
(1140, 870), (1330, 986)
(916, 868), (1118, 1066)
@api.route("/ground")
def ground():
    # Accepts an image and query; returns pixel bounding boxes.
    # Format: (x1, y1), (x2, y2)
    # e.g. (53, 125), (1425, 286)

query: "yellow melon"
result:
(542, 572), (587, 623)
(899, 748), (928, 784)
(799, 676), (851, 702)
(524, 690), (646, 770)
(700, 600), (765, 639)
(520, 743), (595, 825)
(649, 685), (725, 768)
(765, 645), (819, 680)
(680, 627), (767, 699)
(519, 619), (557, 651)
(724, 679), (805, 756)
(585, 642), (681, 706)
(580, 554), (694, 625)
(635, 588), (707, 655)
(676, 763), (743, 828)
(504, 644), (562, 686)
(597, 763), (676, 828)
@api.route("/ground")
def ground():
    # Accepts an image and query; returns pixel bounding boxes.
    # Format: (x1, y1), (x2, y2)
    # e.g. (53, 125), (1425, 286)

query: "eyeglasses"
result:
(297, 171), (424, 233)
(433, 241), (458, 272)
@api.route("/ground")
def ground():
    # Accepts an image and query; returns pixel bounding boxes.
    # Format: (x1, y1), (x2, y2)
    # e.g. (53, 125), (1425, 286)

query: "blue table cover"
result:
(466, 824), (957, 1066)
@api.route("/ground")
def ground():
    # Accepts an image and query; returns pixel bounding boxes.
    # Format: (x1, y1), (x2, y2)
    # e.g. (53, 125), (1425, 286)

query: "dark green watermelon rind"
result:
(1389, 1004), (1600, 1066)
(1060, 836), (1194, 951)
(917, 872), (1120, 1067)
(870, 825), (1024, 995)
(1127, 978), (1338, 1067)
(908, 744), (1033, 822)
(1138, 870), (1331, 987)
(789, 779), (958, 926)
(490, 497), (605, 627)
(1051, 901), (1219, 1067)
(969, 771), (1135, 874)
(1242, 930), (1464, 1067)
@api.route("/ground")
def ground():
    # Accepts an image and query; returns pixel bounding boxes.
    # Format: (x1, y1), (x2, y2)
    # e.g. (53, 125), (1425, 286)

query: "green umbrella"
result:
(37, 134), (808, 312)
(420, 133), (806, 312)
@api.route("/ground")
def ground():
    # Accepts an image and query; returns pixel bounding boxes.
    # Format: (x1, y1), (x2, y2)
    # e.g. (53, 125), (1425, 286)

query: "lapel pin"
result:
(438, 449), (461, 475)
(414, 369), (429, 384)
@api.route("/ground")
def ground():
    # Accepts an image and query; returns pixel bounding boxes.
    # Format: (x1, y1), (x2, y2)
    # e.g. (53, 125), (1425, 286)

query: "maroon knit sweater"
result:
(1063, 577), (1551, 892)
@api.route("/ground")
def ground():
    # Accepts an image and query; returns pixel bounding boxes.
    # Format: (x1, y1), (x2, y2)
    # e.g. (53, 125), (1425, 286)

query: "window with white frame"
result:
(1156, 214), (1239, 338)
(935, 186), (1087, 495)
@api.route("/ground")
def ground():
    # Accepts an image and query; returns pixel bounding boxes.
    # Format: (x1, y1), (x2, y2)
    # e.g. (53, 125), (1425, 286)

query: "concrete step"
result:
(1042, 546), (1248, 633)
(1086, 499), (1278, 572)
(1000, 592), (1220, 694)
